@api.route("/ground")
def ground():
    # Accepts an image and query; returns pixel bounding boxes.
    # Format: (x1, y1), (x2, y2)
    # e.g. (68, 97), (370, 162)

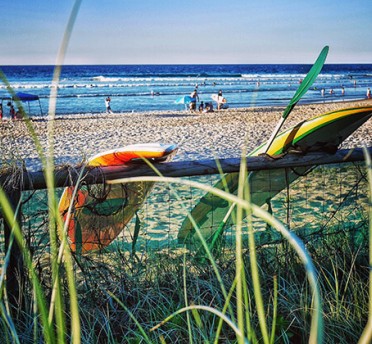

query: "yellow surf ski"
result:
(178, 106), (372, 245)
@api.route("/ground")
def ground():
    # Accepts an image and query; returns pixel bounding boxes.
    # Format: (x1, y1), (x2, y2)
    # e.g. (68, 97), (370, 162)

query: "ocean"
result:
(0, 64), (371, 117)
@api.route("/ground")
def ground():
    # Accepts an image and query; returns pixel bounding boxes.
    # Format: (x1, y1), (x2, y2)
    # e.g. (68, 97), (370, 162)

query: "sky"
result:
(0, 0), (371, 65)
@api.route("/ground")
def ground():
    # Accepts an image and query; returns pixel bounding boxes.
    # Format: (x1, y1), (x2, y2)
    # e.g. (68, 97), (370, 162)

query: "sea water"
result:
(0, 64), (371, 117)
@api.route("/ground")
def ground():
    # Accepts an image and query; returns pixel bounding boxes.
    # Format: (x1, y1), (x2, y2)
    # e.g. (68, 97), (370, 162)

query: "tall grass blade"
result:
(43, 1), (82, 343)
(241, 158), (270, 343)
(183, 252), (194, 344)
(269, 276), (278, 344)
(214, 271), (239, 343)
(242, 268), (257, 343)
(236, 156), (247, 343)
(150, 305), (247, 343)
(0, 302), (20, 344)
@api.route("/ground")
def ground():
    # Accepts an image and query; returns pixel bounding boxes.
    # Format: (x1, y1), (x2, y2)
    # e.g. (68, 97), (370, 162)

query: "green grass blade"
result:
(236, 160), (246, 343)
(183, 252), (194, 344)
(44, 1), (82, 343)
(269, 276), (278, 344)
(0, 302), (21, 344)
(241, 165), (270, 344)
(150, 305), (247, 343)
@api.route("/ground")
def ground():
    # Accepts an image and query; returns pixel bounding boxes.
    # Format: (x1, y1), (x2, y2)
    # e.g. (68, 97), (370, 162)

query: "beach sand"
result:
(1, 99), (371, 171)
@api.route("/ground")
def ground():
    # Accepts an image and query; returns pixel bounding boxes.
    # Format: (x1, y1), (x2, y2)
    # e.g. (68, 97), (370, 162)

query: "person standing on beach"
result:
(217, 89), (226, 110)
(10, 105), (15, 119)
(367, 88), (371, 99)
(105, 96), (113, 114)
(0, 104), (3, 120)
(190, 89), (199, 111)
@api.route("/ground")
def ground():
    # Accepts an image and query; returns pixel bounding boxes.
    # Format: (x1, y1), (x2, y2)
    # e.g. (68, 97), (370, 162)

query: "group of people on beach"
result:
(0, 102), (23, 121)
(104, 90), (224, 115)
(189, 88), (226, 113)
(197, 101), (214, 113)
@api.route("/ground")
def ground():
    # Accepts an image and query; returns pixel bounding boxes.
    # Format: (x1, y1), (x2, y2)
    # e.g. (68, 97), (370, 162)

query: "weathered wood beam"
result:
(0, 147), (371, 191)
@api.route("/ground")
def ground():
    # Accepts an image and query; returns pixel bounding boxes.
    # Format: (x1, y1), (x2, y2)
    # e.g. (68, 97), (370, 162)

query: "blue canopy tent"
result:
(1, 92), (43, 117)
(12, 92), (43, 116)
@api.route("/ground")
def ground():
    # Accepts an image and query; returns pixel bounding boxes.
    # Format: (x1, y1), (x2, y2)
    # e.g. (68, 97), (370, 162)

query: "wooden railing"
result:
(1, 147), (371, 191)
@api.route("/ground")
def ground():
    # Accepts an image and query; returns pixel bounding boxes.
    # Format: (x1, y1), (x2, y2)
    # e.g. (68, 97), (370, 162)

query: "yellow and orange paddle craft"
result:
(59, 143), (177, 253)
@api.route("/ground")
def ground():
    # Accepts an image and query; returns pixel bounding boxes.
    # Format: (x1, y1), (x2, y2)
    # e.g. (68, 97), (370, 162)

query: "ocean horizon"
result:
(1, 63), (371, 116)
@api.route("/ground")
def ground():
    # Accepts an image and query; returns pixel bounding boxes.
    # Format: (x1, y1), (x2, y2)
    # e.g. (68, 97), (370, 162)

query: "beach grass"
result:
(0, 158), (370, 343)
(0, 0), (372, 343)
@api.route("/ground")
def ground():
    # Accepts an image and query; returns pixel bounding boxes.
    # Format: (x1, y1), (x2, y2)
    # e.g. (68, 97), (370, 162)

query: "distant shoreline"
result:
(2, 97), (369, 121)
(1, 64), (371, 115)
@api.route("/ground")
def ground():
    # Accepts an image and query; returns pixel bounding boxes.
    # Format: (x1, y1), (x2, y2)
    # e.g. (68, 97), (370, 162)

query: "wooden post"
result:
(2, 184), (24, 318)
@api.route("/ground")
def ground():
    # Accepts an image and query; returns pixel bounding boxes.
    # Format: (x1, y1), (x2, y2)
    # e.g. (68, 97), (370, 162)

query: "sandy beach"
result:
(1, 99), (371, 171)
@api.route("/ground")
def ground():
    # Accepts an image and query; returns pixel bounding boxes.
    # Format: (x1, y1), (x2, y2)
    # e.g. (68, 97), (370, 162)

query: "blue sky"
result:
(1, 0), (371, 65)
